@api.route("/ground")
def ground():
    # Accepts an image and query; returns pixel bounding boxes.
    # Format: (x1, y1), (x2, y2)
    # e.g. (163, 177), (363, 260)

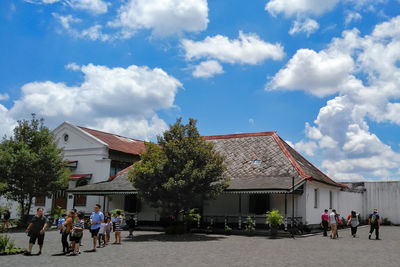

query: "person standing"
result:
(105, 216), (113, 245)
(89, 204), (104, 252)
(57, 213), (67, 253)
(113, 210), (123, 244)
(368, 209), (381, 240)
(69, 212), (85, 256)
(321, 209), (329, 237)
(3, 209), (10, 231)
(347, 211), (359, 237)
(328, 209), (337, 239)
(24, 208), (48, 256)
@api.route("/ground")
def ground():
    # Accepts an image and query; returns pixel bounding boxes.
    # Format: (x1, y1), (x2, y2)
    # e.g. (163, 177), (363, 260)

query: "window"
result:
(329, 191), (333, 209)
(314, 189), (318, 208)
(74, 195), (87, 206)
(249, 194), (270, 214)
(35, 196), (46, 206)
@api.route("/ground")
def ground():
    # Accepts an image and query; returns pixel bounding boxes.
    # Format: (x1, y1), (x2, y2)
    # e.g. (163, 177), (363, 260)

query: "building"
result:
(3, 122), (398, 226)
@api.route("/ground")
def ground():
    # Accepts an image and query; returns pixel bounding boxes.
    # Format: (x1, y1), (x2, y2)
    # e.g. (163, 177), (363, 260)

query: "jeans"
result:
(370, 225), (379, 239)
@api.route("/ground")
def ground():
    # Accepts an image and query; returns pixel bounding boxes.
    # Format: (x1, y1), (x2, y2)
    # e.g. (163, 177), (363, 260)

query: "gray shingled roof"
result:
(68, 132), (344, 194)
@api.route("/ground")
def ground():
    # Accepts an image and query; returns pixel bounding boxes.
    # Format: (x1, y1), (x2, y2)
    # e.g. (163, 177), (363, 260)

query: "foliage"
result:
(51, 205), (66, 219)
(111, 209), (125, 217)
(244, 216), (255, 233)
(129, 118), (228, 220)
(184, 208), (201, 225)
(0, 115), (69, 221)
(266, 210), (283, 228)
(0, 235), (15, 252)
(225, 225), (232, 232)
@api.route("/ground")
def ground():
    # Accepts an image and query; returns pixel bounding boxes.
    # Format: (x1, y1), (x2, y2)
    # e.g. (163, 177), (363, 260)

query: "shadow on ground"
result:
(124, 233), (226, 242)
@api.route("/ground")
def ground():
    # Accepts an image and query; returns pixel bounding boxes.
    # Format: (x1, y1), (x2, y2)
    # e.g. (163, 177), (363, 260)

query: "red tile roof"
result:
(78, 126), (146, 155)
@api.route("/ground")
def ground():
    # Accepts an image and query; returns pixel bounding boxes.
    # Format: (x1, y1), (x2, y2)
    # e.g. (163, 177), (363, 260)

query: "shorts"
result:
(70, 235), (82, 243)
(29, 233), (45, 245)
(90, 228), (100, 237)
(330, 223), (337, 231)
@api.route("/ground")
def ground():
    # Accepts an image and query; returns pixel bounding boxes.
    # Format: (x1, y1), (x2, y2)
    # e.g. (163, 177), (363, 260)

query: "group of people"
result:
(24, 204), (134, 256)
(321, 208), (381, 240)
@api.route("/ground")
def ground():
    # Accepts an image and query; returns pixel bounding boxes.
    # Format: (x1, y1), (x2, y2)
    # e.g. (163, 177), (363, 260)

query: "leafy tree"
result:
(0, 115), (69, 221)
(129, 118), (228, 222)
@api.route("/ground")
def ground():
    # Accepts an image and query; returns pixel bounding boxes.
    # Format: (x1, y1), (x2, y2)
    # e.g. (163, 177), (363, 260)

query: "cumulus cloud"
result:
(265, 0), (339, 17)
(192, 60), (223, 78)
(270, 15), (400, 180)
(183, 31), (284, 65)
(289, 18), (319, 36)
(7, 63), (182, 140)
(267, 49), (354, 97)
(0, 105), (17, 138)
(110, 0), (209, 37)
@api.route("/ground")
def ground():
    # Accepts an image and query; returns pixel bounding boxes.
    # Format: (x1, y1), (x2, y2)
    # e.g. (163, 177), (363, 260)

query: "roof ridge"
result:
(204, 131), (276, 140)
(272, 133), (311, 180)
(109, 165), (133, 181)
(78, 126), (144, 142)
(277, 135), (348, 189)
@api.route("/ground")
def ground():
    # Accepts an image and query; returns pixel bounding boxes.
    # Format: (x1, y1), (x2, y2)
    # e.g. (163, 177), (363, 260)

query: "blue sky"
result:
(1, 0), (400, 181)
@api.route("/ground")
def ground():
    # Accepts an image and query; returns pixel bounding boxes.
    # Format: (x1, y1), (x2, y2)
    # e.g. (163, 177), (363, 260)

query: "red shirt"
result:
(321, 212), (329, 222)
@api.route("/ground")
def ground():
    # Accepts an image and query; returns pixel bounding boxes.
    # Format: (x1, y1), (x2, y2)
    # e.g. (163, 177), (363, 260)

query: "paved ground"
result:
(2, 226), (400, 267)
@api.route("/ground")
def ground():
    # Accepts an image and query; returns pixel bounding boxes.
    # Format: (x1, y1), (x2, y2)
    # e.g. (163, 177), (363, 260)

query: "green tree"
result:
(0, 115), (69, 222)
(129, 118), (229, 222)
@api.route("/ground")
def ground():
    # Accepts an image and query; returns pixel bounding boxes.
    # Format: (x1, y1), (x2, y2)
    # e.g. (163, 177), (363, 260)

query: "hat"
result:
(61, 213), (67, 217)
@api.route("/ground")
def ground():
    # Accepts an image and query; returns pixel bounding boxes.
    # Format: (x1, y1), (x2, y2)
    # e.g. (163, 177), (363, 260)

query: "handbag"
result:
(71, 229), (83, 238)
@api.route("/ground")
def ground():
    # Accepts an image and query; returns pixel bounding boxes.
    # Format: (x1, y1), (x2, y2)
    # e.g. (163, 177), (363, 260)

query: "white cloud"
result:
(8, 64), (182, 140)
(183, 31), (284, 65)
(345, 11), (362, 25)
(270, 15), (400, 180)
(53, 13), (111, 41)
(265, 0), (339, 17)
(68, 0), (108, 14)
(289, 18), (319, 36)
(267, 48), (354, 97)
(65, 62), (80, 71)
(110, 0), (209, 37)
(0, 93), (9, 101)
(293, 140), (318, 156)
(25, 0), (108, 14)
(249, 118), (255, 125)
(0, 105), (17, 138)
(192, 60), (223, 78)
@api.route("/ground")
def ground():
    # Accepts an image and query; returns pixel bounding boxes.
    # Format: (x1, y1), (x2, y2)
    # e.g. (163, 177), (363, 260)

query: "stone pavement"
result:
(2, 226), (400, 267)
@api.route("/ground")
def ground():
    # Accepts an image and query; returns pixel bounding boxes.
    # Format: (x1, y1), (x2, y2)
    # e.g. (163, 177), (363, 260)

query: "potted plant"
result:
(266, 210), (283, 237)
(244, 216), (255, 235)
(225, 225), (232, 235)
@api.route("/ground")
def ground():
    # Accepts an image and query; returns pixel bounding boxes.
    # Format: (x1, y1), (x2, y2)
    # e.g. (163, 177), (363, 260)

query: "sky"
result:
(1, 0), (400, 182)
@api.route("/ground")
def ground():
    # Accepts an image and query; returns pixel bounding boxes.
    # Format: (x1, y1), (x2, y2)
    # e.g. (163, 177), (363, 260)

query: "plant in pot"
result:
(225, 225), (232, 235)
(266, 210), (283, 237)
(244, 216), (255, 235)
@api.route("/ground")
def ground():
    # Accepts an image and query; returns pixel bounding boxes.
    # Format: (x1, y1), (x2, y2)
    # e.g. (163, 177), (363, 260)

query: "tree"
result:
(129, 118), (229, 222)
(0, 115), (69, 222)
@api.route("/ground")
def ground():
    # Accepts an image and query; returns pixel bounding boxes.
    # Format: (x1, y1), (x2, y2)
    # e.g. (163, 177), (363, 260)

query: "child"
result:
(126, 215), (135, 239)
(105, 217), (113, 245)
(97, 221), (107, 248)
(113, 211), (123, 244)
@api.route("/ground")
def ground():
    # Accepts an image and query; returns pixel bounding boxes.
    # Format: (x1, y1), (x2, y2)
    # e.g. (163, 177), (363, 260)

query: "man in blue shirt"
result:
(57, 213), (68, 253)
(89, 204), (104, 252)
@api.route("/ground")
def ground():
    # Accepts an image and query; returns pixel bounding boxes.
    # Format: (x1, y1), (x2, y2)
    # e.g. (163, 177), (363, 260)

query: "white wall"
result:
(337, 191), (363, 220)
(363, 181), (400, 224)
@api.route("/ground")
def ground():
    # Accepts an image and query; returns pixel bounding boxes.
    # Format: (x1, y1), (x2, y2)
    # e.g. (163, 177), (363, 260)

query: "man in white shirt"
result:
(329, 209), (337, 239)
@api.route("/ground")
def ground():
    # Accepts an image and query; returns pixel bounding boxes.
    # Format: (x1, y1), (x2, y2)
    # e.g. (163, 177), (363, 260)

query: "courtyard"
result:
(1, 226), (399, 266)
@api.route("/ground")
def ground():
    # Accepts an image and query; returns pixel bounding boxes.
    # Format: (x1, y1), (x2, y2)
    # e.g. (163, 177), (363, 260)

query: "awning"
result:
(70, 174), (92, 180)
(66, 161), (78, 168)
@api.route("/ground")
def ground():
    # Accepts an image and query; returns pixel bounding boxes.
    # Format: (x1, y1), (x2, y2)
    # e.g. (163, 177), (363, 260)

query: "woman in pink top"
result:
(321, 209), (329, 237)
